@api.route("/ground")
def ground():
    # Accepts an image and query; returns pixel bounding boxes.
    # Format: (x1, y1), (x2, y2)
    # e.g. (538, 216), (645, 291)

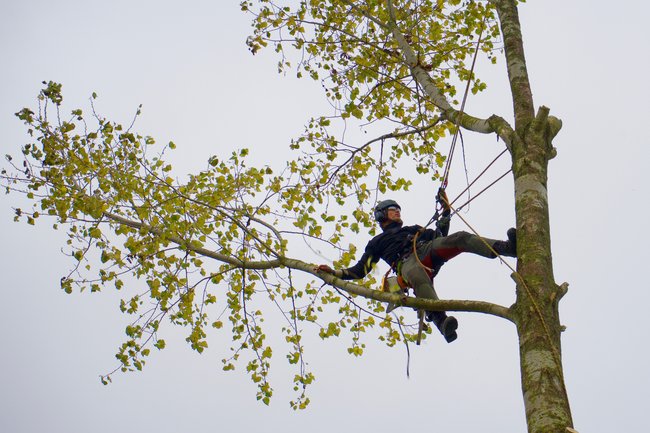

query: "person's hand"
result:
(437, 188), (450, 211)
(315, 264), (334, 274)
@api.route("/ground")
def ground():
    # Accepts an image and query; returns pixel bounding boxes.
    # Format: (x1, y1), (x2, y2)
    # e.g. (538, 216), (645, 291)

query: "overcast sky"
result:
(1, 1), (649, 432)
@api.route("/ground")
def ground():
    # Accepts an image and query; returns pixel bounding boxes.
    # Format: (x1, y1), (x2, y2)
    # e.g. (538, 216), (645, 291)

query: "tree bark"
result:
(494, 1), (575, 431)
(492, 0), (535, 128)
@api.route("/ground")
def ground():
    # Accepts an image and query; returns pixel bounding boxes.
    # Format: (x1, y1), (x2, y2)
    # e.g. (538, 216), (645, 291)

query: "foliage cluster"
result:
(3, 0), (504, 408)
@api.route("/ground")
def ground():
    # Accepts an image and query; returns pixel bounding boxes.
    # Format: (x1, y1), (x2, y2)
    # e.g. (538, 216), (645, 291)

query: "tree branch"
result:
(294, 262), (513, 321)
(379, 0), (496, 134)
(103, 211), (513, 321)
(488, 114), (516, 151)
(321, 118), (441, 187)
(103, 211), (281, 270)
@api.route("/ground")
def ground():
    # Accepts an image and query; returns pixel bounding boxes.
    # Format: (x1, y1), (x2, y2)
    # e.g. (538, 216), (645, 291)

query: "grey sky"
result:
(1, 1), (649, 432)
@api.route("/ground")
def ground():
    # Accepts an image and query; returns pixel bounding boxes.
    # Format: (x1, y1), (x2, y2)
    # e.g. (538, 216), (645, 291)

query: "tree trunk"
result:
(510, 109), (573, 433)
(494, 0), (575, 431)
(510, 113), (573, 433)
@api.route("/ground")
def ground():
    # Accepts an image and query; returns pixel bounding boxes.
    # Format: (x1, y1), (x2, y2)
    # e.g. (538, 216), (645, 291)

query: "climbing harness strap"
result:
(381, 267), (409, 293)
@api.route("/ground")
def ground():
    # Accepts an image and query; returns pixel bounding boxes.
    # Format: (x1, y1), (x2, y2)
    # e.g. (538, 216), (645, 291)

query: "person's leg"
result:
(424, 229), (516, 261)
(399, 254), (458, 343)
(400, 253), (438, 300)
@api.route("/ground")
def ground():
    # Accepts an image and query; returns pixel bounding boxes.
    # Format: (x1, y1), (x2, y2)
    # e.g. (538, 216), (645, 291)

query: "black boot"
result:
(426, 311), (459, 343)
(492, 228), (517, 257)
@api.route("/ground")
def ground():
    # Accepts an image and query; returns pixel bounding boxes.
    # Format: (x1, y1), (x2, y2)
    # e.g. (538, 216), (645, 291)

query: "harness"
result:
(380, 235), (414, 294)
(380, 190), (447, 295)
(380, 233), (438, 296)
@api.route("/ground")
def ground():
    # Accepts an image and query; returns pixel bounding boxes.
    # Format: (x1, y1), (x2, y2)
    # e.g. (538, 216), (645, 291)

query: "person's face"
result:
(385, 206), (402, 224)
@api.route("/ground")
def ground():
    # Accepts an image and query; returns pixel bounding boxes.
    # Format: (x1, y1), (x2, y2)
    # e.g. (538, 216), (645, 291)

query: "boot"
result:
(426, 311), (459, 343)
(492, 227), (517, 257)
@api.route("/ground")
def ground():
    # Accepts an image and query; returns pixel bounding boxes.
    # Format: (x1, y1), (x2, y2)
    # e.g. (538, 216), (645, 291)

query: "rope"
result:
(440, 23), (485, 189)
(449, 148), (508, 208)
(393, 315), (412, 378)
(451, 168), (511, 215)
(410, 197), (573, 419)
(437, 196), (571, 410)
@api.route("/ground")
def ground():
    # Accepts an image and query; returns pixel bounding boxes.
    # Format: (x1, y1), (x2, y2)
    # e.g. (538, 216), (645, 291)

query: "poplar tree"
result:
(2, 1), (572, 432)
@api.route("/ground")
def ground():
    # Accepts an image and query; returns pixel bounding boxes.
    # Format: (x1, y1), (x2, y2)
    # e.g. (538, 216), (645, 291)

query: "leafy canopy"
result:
(3, 0), (503, 408)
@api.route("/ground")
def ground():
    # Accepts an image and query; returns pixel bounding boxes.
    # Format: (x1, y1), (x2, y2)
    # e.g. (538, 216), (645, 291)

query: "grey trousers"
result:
(398, 231), (499, 301)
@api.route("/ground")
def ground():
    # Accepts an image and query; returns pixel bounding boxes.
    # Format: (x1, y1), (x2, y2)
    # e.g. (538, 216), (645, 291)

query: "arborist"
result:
(316, 194), (517, 343)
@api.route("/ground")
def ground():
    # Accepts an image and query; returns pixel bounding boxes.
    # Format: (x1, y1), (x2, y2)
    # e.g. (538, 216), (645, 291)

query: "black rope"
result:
(449, 147), (509, 208)
(440, 22), (485, 190)
(451, 169), (512, 215)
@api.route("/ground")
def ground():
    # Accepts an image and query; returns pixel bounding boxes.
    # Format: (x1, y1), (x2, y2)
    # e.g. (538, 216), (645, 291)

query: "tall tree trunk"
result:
(494, 0), (574, 431)
(511, 115), (573, 433)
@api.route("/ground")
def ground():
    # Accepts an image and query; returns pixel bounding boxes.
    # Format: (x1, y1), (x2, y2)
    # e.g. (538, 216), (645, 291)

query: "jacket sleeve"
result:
(415, 226), (438, 242)
(336, 250), (378, 280)
(435, 212), (451, 237)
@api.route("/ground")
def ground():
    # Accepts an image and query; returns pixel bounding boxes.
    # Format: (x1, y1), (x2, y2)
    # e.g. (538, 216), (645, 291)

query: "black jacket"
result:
(339, 216), (449, 280)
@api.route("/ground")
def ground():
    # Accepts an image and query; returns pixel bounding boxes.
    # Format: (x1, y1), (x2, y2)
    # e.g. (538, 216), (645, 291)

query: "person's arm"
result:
(435, 211), (451, 237)
(435, 188), (452, 237)
(316, 251), (377, 280)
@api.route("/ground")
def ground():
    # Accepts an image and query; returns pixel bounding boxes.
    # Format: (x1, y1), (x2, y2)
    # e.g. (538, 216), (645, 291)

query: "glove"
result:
(315, 264), (334, 274)
(437, 188), (451, 214)
(436, 214), (451, 231)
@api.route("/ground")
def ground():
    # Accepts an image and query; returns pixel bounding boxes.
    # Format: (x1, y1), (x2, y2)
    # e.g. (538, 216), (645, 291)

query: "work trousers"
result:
(398, 231), (499, 301)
